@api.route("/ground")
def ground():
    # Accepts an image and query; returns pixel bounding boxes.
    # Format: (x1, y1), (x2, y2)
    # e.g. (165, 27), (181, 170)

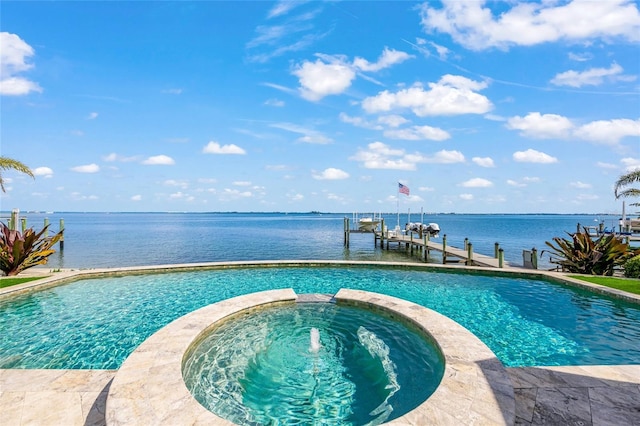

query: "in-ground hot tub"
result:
(183, 299), (444, 424)
(105, 289), (515, 425)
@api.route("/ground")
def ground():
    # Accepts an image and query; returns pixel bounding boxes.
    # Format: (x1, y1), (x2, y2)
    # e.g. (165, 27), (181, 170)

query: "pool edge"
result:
(105, 288), (515, 425)
(2, 260), (639, 305)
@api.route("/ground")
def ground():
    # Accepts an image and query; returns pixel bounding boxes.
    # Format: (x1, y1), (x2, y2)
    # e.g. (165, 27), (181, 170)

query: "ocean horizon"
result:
(3, 211), (629, 271)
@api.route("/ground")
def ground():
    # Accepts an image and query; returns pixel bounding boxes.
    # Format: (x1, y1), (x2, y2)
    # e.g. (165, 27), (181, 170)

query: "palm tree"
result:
(0, 156), (34, 192)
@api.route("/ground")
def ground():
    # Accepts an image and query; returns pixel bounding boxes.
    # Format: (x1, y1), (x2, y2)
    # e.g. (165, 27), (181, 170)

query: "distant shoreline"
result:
(0, 211), (626, 216)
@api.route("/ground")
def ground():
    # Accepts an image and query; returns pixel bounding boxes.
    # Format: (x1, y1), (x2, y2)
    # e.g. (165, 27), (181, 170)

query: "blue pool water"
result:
(1, 265), (639, 369)
(183, 303), (444, 425)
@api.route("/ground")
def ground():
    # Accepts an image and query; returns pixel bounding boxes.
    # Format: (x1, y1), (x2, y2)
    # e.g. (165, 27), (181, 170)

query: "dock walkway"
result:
(375, 231), (506, 268)
(343, 217), (513, 269)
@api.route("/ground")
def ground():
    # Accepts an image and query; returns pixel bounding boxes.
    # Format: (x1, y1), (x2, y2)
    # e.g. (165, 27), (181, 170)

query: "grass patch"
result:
(0, 276), (48, 289)
(569, 275), (640, 295)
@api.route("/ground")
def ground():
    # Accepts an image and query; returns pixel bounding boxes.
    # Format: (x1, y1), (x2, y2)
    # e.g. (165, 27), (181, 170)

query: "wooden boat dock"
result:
(344, 217), (511, 268)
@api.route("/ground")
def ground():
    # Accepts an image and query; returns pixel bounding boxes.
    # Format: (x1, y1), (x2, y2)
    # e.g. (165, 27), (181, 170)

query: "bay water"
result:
(9, 211), (624, 270)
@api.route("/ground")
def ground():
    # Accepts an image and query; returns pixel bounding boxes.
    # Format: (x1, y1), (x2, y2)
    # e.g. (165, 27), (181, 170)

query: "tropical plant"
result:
(0, 156), (34, 192)
(0, 223), (63, 276)
(623, 255), (640, 279)
(542, 227), (639, 276)
(614, 169), (640, 206)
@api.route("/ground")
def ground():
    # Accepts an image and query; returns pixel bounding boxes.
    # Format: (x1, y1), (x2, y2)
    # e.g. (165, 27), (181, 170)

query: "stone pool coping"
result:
(2, 259), (639, 305)
(104, 288), (515, 425)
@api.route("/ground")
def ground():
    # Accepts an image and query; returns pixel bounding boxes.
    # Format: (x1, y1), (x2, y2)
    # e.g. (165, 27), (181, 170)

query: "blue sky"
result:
(1, 1), (639, 214)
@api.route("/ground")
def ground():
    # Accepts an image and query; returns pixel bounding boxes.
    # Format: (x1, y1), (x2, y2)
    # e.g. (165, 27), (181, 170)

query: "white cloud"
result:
(0, 77), (42, 96)
(298, 134), (333, 144)
(292, 48), (416, 101)
(233, 181), (252, 186)
(71, 163), (100, 173)
(266, 164), (289, 171)
(0, 32), (42, 96)
(426, 150), (465, 164)
(568, 52), (593, 62)
(293, 57), (356, 101)
(222, 188), (253, 198)
(142, 155), (175, 165)
(312, 168), (349, 180)
(353, 47), (413, 72)
(420, 1), (640, 51)
(551, 63), (634, 87)
(270, 122), (333, 144)
(576, 193), (599, 201)
(166, 137), (190, 144)
(164, 179), (188, 189)
(460, 178), (493, 188)
(507, 176), (540, 187)
(202, 141), (247, 154)
(621, 157), (640, 172)
(32, 166), (53, 178)
(506, 112), (573, 139)
(513, 149), (558, 164)
(383, 125), (450, 141)
(264, 98), (285, 107)
(339, 113), (382, 130)
(87, 112), (98, 120)
(70, 192), (99, 201)
(459, 193), (474, 200)
(169, 191), (187, 199)
(350, 141), (417, 170)
(597, 161), (619, 170)
(570, 181), (592, 189)
(131, 195), (142, 201)
(267, 0), (307, 19)
(103, 153), (139, 162)
(506, 113), (639, 146)
(161, 88), (183, 95)
(507, 179), (525, 187)
(377, 115), (410, 128)
(573, 118), (640, 146)
(472, 157), (494, 167)
(361, 75), (492, 117)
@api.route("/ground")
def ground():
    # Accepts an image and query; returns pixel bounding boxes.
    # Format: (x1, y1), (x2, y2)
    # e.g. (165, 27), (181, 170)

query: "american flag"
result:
(398, 182), (410, 196)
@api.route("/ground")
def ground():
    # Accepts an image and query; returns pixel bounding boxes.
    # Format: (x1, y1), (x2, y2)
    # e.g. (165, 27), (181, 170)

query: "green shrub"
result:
(542, 227), (639, 275)
(624, 255), (640, 279)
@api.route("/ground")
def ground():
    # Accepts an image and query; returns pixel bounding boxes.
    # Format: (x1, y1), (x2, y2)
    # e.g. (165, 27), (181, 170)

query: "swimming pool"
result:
(1, 264), (639, 369)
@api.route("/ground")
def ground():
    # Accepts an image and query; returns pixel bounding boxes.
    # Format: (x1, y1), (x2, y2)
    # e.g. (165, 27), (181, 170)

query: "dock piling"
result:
(10, 209), (19, 231)
(59, 218), (65, 251)
(442, 235), (447, 264)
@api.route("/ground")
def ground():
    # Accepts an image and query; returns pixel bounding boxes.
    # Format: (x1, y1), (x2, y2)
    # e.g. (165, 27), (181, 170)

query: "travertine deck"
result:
(2, 365), (639, 425)
(508, 365), (640, 425)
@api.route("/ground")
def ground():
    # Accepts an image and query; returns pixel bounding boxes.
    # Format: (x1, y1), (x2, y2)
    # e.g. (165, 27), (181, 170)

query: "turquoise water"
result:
(10, 212), (622, 270)
(183, 303), (444, 425)
(1, 266), (639, 369)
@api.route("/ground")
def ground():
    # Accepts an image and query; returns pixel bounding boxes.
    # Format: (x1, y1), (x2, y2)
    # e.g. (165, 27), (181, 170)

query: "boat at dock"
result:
(405, 222), (441, 238)
(357, 217), (381, 232)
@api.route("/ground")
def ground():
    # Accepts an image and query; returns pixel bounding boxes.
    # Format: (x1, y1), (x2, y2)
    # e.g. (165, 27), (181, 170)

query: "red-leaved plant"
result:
(0, 223), (63, 276)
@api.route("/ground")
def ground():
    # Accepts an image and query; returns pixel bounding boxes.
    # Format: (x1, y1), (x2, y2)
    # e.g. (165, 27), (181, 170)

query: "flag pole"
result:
(396, 185), (400, 229)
